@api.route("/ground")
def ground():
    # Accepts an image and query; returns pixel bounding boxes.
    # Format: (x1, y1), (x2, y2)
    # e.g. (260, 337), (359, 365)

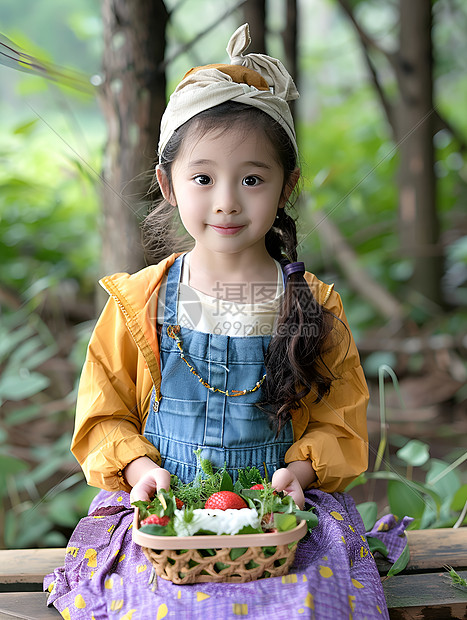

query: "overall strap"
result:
(162, 254), (185, 325)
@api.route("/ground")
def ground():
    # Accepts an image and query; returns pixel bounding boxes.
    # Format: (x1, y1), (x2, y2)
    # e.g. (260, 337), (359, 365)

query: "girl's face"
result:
(157, 124), (297, 265)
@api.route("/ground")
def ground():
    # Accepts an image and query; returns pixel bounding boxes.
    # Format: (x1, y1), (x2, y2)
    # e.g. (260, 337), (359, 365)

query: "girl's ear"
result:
(279, 168), (300, 209)
(156, 165), (177, 206)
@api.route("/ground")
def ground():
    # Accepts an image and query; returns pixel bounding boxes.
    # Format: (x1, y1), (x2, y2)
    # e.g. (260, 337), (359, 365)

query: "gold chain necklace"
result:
(166, 325), (266, 396)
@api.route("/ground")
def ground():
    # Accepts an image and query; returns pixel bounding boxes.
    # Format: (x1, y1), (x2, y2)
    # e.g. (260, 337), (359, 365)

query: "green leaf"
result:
(236, 466), (263, 488)
(229, 547), (248, 560)
(294, 509), (319, 529)
(4, 404), (41, 426)
(387, 542), (410, 578)
(0, 370), (50, 401)
(426, 459), (461, 503)
(131, 500), (151, 521)
(0, 454), (29, 476)
(387, 480), (426, 520)
(236, 525), (262, 535)
(139, 524), (174, 536)
(367, 471), (442, 510)
(274, 513), (297, 532)
(220, 470), (234, 492)
(45, 494), (81, 528)
(367, 536), (388, 557)
(239, 489), (262, 500)
(13, 119), (39, 135)
(10, 510), (52, 549)
(214, 561), (230, 572)
(356, 501), (378, 531)
(451, 484), (467, 512)
(0, 325), (35, 361)
(396, 439), (430, 467)
(345, 472), (367, 492)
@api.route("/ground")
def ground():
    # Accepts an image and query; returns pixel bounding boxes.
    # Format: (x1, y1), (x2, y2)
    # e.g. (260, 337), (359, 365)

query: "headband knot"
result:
(227, 23), (250, 65)
(158, 23), (299, 157)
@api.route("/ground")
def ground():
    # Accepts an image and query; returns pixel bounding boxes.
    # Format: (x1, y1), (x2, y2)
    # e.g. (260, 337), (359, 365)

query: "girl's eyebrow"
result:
(188, 158), (273, 169)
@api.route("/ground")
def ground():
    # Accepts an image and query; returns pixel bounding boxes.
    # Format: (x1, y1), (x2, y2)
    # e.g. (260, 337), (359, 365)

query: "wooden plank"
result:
(0, 592), (59, 619)
(383, 570), (467, 619)
(404, 528), (467, 572)
(377, 528), (467, 576)
(0, 549), (64, 587)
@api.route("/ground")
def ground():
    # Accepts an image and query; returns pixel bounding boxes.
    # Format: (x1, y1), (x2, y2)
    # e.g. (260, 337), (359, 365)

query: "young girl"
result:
(45, 24), (393, 619)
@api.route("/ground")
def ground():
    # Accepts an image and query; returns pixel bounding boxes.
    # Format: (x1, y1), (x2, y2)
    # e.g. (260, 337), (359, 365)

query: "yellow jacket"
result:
(71, 253), (369, 494)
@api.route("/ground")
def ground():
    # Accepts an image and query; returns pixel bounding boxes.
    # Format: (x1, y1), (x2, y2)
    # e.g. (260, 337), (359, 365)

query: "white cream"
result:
(173, 508), (260, 537)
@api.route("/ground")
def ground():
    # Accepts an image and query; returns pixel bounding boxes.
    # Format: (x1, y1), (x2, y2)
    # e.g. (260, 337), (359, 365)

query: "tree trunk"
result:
(99, 0), (168, 280)
(338, 0), (444, 308)
(243, 0), (266, 54)
(281, 0), (298, 117)
(395, 0), (443, 307)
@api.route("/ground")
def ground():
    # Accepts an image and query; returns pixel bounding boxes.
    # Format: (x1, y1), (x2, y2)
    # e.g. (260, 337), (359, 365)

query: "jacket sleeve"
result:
(71, 298), (161, 492)
(285, 289), (369, 493)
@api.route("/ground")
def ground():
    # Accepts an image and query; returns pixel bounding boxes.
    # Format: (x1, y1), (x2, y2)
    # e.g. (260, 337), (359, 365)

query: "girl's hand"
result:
(271, 468), (305, 509)
(130, 466), (171, 503)
(271, 460), (316, 510)
(124, 457), (171, 503)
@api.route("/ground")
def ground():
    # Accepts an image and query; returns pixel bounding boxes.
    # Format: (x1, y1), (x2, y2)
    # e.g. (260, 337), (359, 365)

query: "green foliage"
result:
(0, 118), (100, 300)
(236, 467), (263, 489)
(0, 307), (97, 548)
(387, 543), (410, 578)
(356, 501), (378, 531)
(444, 565), (467, 590)
(350, 365), (467, 531)
(396, 440), (430, 468)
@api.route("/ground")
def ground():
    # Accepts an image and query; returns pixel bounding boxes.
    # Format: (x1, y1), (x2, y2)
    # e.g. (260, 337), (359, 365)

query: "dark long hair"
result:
(142, 101), (342, 430)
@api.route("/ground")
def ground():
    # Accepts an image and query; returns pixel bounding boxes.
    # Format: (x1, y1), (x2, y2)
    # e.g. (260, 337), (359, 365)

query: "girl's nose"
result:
(213, 184), (241, 214)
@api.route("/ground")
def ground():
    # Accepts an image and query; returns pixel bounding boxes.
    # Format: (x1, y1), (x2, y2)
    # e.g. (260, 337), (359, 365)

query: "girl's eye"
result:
(243, 176), (261, 187)
(193, 174), (212, 185)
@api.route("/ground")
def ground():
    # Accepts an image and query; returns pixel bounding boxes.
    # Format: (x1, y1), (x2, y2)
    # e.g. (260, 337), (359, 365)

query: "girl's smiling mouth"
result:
(209, 224), (245, 235)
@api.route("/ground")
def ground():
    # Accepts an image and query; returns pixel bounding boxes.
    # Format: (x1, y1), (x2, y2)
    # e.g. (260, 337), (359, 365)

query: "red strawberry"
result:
(175, 497), (184, 509)
(204, 491), (248, 510)
(141, 514), (170, 526)
(250, 483), (276, 495)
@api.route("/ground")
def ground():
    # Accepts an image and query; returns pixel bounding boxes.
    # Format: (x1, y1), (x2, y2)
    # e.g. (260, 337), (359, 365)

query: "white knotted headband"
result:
(157, 23), (299, 157)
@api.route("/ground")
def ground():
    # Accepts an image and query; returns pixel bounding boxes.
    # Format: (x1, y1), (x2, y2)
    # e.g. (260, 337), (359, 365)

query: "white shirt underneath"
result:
(157, 252), (284, 337)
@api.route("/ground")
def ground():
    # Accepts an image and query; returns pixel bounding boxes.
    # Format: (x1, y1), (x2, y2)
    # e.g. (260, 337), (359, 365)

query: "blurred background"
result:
(0, 0), (466, 549)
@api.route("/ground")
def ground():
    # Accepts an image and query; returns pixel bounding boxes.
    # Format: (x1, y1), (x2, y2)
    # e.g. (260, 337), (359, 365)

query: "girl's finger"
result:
(130, 468), (171, 503)
(271, 467), (295, 491)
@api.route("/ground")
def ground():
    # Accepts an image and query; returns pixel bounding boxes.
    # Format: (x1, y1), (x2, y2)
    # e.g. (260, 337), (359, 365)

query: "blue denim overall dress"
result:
(144, 255), (293, 483)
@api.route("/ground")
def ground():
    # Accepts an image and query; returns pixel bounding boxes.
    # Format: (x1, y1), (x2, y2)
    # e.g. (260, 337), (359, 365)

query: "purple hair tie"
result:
(283, 261), (305, 278)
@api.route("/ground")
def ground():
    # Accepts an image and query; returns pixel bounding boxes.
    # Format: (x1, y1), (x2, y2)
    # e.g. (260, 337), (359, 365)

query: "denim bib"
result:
(144, 255), (293, 483)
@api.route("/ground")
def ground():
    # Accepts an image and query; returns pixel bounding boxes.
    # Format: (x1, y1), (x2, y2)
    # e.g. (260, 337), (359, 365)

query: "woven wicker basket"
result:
(132, 508), (307, 584)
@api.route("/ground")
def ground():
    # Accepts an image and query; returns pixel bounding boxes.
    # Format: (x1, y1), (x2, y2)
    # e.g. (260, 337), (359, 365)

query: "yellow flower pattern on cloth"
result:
(232, 603), (248, 615)
(84, 548), (97, 567)
(74, 594), (86, 609)
(156, 603), (168, 620)
(319, 565), (333, 578)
